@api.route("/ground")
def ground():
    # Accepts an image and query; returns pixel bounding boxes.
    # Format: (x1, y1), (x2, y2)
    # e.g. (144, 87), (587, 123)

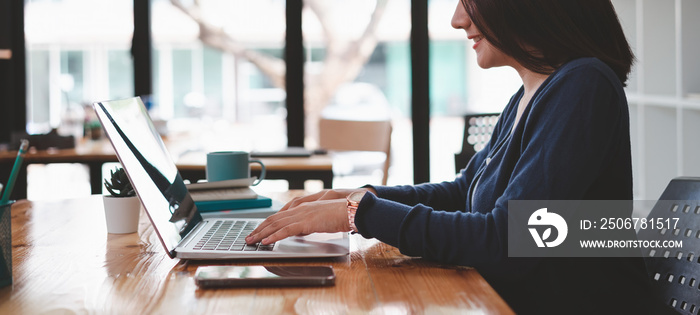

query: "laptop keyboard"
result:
(192, 220), (275, 251)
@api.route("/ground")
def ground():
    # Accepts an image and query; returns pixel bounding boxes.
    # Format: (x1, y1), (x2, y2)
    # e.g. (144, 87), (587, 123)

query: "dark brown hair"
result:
(460, 0), (634, 85)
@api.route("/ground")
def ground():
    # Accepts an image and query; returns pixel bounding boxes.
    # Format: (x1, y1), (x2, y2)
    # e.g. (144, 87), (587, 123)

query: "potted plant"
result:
(102, 167), (140, 234)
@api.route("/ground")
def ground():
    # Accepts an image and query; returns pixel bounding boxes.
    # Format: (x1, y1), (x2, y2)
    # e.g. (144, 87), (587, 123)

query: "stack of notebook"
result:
(186, 178), (272, 212)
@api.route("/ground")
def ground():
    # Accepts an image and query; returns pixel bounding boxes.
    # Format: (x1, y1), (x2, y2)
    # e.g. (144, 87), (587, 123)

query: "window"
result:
(303, 0), (411, 186)
(25, 0), (134, 136)
(151, 0), (287, 152)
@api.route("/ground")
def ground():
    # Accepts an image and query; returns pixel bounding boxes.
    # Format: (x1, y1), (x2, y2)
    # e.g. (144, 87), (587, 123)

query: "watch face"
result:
(348, 191), (366, 203)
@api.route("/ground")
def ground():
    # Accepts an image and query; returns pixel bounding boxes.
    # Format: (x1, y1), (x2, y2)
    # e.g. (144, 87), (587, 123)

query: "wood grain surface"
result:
(0, 194), (513, 314)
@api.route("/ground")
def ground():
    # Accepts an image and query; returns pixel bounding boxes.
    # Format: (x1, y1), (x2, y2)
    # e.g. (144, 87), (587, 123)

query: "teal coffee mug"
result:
(206, 151), (266, 185)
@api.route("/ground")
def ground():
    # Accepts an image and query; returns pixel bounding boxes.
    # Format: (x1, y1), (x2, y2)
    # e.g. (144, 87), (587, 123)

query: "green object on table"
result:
(195, 196), (273, 212)
(0, 139), (29, 204)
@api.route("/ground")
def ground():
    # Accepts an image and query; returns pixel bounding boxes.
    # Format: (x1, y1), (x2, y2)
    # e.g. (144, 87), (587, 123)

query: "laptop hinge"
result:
(178, 220), (207, 249)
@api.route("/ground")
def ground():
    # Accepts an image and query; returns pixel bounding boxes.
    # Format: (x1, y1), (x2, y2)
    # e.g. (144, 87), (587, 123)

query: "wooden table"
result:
(0, 140), (334, 200)
(0, 194), (513, 314)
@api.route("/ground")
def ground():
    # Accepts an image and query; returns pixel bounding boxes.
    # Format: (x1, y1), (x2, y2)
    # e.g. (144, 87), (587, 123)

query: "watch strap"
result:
(346, 192), (364, 233)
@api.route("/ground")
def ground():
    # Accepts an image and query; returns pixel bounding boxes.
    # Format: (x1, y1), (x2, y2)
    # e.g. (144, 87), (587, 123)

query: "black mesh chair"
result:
(639, 177), (700, 313)
(454, 113), (500, 174)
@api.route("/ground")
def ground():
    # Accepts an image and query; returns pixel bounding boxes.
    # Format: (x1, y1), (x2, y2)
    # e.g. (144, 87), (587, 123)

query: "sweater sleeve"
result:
(355, 60), (629, 267)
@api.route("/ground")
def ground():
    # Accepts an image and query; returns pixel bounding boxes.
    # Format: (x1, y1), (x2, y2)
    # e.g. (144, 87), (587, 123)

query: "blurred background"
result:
(2, 0), (698, 201)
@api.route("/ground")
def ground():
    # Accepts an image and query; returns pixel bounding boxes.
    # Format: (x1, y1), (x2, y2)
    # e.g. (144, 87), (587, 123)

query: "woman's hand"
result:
(245, 187), (376, 245)
(279, 188), (374, 211)
(245, 198), (350, 245)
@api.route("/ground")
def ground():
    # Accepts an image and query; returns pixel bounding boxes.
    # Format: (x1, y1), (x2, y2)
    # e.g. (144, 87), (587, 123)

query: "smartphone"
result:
(194, 265), (336, 288)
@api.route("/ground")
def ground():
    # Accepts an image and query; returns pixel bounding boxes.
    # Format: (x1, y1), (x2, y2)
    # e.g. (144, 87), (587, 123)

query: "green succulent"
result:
(104, 167), (136, 197)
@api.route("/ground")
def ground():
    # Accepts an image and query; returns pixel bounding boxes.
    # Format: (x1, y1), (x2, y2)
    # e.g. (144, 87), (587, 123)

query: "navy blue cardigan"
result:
(355, 58), (653, 313)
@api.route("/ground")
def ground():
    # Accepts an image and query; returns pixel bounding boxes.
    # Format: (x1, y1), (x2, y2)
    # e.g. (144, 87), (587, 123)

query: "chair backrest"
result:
(454, 113), (500, 174)
(639, 177), (700, 313)
(319, 118), (392, 185)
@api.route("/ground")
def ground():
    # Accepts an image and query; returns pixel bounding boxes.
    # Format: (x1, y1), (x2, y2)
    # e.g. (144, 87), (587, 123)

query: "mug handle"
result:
(250, 159), (266, 186)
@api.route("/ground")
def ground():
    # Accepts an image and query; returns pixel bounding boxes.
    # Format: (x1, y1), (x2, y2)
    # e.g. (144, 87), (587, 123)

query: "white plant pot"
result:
(102, 196), (141, 234)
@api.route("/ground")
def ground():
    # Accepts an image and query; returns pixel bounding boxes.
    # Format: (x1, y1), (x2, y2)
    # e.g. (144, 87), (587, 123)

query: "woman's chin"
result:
(476, 59), (492, 69)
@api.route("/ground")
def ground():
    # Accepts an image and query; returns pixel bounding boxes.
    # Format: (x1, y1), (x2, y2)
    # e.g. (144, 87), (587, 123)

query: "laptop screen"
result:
(94, 97), (202, 257)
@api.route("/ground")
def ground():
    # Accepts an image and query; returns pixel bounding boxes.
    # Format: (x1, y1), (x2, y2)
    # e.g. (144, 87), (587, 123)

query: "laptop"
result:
(93, 97), (349, 259)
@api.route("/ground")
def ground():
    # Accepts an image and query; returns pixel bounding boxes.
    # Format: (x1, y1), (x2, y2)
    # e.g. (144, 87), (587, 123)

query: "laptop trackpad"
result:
(277, 233), (349, 254)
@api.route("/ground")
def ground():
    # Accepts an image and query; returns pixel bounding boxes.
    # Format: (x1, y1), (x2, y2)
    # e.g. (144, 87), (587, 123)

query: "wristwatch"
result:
(346, 191), (366, 233)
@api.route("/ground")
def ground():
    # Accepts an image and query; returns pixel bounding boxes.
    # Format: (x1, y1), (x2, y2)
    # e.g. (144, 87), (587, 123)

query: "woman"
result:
(247, 0), (656, 312)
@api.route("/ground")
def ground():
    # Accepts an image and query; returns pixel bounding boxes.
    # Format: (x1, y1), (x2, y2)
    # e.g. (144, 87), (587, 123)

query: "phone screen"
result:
(194, 265), (335, 288)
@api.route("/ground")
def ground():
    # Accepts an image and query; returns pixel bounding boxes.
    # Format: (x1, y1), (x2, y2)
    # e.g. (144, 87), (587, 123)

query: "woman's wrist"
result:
(346, 190), (366, 233)
(360, 185), (378, 196)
